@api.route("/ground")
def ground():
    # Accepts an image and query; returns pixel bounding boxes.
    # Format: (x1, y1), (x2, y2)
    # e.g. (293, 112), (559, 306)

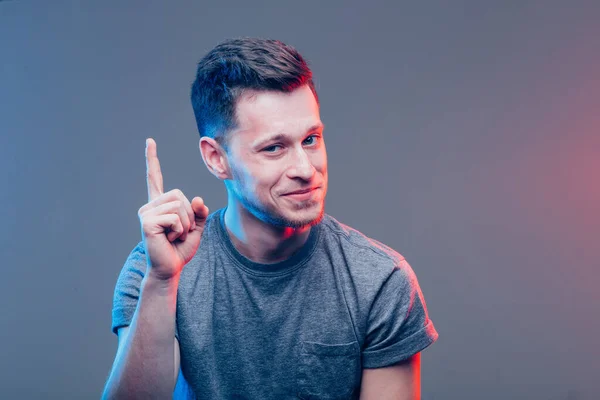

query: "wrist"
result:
(142, 272), (180, 295)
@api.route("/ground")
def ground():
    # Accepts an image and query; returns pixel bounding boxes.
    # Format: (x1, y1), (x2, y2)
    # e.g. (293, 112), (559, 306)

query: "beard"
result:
(228, 176), (325, 229)
(241, 186), (325, 228)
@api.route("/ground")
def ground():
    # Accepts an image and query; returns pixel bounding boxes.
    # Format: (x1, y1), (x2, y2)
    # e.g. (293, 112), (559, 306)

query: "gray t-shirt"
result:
(112, 207), (438, 399)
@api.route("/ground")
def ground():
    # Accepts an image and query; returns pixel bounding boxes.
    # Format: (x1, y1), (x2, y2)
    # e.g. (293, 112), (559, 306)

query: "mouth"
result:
(283, 187), (319, 196)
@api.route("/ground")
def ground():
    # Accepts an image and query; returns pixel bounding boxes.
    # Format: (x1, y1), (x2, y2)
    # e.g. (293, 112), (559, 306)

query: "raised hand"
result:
(137, 138), (209, 281)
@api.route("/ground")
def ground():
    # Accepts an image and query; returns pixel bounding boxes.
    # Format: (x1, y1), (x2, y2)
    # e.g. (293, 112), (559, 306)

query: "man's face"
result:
(225, 84), (327, 228)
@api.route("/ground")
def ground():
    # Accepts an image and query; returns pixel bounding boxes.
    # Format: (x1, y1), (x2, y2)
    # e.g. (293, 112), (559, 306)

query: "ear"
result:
(199, 137), (231, 180)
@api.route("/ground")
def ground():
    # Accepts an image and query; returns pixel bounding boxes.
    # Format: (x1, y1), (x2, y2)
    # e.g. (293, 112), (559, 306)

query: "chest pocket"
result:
(297, 340), (361, 399)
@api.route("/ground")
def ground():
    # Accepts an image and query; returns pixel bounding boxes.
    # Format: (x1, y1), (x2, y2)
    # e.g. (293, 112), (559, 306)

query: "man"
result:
(103, 37), (438, 399)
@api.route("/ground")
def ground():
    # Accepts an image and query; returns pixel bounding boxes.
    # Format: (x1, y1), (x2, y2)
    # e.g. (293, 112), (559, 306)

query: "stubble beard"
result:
(229, 166), (325, 228)
(249, 194), (324, 228)
(237, 185), (325, 228)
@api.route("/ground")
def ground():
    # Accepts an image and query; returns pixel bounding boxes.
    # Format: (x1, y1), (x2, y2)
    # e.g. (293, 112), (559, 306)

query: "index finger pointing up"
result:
(145, 138), (164, 202)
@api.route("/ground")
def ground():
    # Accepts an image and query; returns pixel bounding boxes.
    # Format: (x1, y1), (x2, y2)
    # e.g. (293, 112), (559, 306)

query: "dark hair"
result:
(190, 37), (319, 151)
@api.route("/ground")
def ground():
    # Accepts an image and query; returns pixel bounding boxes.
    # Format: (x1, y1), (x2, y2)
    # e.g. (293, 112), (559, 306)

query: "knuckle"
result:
(166, 189), (179, 201)
(175, 220), (184, 233)
(180, 213), (189, 225)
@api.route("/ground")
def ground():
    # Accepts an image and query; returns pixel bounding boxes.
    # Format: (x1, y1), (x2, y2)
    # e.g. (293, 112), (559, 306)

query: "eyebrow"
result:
(252, 122), (325, 149)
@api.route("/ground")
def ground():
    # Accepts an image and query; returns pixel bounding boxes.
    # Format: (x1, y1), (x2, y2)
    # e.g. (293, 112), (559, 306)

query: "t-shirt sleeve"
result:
(361, 258), (438, 368)
(111, 241), (180, 339)
(111, 241), (147, 335)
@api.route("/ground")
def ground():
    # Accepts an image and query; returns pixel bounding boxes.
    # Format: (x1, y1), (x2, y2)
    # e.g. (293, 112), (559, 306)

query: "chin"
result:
(281, 205), (325, 228)
(266, 202), (325, 229)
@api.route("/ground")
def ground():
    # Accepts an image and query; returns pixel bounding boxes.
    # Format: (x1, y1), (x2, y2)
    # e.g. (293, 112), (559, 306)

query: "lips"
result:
(284, 187), (318, 195)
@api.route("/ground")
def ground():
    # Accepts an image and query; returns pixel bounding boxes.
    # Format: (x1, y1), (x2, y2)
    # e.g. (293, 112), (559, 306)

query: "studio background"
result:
(1, 1), (598, 399)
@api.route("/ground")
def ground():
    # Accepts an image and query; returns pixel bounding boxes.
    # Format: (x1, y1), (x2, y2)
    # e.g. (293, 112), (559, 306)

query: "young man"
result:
(103, 37), (438, 399)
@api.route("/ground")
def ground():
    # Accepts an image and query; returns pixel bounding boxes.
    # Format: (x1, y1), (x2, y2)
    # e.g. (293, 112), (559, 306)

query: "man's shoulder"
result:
(318, 215), (421, 317)
(320, 214), (408, 276)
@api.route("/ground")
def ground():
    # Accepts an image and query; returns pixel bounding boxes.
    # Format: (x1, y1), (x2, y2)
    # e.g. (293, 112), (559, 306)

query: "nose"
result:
(286, 147), (316, 181)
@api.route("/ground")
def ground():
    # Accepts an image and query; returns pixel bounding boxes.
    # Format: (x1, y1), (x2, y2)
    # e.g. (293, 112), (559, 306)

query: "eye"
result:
(304, 134), (320, 145)
(263, 144), (282, 153)
(262, 135), (320, 153)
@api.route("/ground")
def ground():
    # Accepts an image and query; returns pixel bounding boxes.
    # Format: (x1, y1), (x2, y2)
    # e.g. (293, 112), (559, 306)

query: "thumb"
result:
(191, 197), (209, 226)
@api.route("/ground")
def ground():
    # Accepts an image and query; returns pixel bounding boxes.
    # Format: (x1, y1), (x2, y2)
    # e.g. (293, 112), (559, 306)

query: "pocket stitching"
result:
(298, 341), (360, 399)
(301, 340), (359, 356)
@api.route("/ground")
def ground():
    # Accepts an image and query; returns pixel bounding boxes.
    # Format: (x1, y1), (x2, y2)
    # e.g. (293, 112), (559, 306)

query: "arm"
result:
(360, 258), (437, 398)
(359, 352), (421, 400)
(102, 275), (181, 399)
(113, 326), (181, 390)
(104, 138), (207, 399)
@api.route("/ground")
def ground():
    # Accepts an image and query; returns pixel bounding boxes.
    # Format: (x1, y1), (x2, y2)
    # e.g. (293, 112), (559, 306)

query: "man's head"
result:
(191, 37), (327, 229)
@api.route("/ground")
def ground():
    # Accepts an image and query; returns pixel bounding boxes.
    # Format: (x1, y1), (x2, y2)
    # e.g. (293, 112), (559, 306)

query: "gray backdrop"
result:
(1, 1), (599, 399)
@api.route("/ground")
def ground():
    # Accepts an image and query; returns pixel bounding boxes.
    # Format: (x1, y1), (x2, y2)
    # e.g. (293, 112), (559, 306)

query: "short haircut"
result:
(190, 37), (319, 151)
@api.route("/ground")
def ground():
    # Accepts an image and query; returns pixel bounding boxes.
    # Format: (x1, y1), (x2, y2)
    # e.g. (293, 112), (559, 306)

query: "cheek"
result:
(258, 169), (286, 199)
(243, 164), (279, 195)
(232, 165), (257, 195)
(314, 152), (328, 173)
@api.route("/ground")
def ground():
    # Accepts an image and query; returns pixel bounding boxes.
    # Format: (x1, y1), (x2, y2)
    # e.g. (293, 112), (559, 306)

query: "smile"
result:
(282, 187), (319, 200)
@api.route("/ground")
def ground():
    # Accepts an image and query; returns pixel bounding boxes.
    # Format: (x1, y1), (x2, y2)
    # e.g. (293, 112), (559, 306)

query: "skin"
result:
(199, 84), (328, 264)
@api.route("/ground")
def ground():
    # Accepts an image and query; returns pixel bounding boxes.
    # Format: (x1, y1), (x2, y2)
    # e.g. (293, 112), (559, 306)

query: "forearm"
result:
(102, 275), (179, 399)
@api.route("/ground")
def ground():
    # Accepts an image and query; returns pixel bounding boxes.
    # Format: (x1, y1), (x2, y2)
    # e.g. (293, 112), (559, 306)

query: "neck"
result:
(223, 200), (311, 265)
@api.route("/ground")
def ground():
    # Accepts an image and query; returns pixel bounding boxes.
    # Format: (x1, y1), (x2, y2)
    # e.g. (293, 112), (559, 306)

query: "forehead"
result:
(231, 85), (321, 144)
